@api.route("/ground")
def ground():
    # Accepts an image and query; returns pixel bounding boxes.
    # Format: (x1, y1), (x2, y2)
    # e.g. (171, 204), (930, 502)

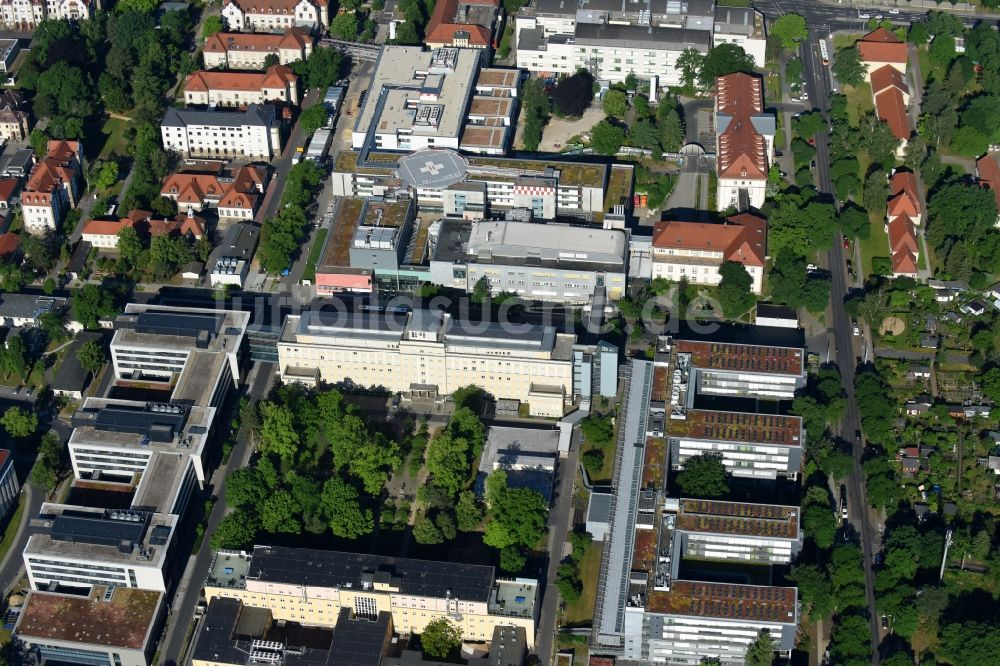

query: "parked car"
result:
(889, 8), (900, 13)
(859, 12), (871, 19)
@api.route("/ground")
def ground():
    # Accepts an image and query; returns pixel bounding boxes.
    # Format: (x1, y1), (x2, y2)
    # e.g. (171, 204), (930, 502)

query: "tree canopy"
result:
(420, 618), (462, 659)
(717, 261), (755, 318)
(675, 452), (730, 498)
(771, 14), (808, 50)
(551, 70), (594, 117)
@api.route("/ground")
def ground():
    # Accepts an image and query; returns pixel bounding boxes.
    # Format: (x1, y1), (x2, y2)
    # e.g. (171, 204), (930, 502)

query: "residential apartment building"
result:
(715, 73), (774, 212)
(277, 309), (576, 417)
(202, 28), (313, 70)
(651, 214), (767, 294)
(0, 0), (93, 29)
(429, 218), (628, 303)
(202, 546), (539, 646)
(160, 163), (268, 219)
(21, 139), (83, 235)
(14, 587), (163, 666)
(221, 0), (329, 33)
(183, 65), (299, 107)
(161, 104), (281, 160)
(331, 149), (633, 227)
(81, 209), (206, 250)
(0, 89), (29, 142)
(424, 0), (499, 49)
(885, 170), (921, 277)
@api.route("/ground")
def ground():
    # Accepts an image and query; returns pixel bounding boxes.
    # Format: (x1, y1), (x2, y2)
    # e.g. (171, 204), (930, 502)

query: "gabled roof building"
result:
(652, 213), (767, 293)
(21, 139), (83, 235)
(714, 73), (774, 212)
(202, 28), (313, 70)
(183, 65), (299, 107)
(221, 0), (329, 33)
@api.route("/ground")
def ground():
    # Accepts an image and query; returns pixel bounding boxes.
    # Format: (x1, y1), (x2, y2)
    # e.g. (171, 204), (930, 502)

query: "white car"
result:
(889, 8), (900, 13)
(859, 12), (870, 18)
(875, 14), (883, 19)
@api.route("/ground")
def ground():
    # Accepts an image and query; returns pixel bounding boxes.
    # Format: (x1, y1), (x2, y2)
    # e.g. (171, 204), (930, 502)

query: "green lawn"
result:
(95, 117), (130, 162)
(0, 492), (26, 569)
(300, 228), (328, 283)
(562, 542), (603, 625)
(859, 218), (890, 278)
(843, 82), (874, 126)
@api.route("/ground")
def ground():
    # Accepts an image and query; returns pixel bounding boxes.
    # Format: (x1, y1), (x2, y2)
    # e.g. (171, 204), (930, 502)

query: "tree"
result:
(483, 471), (548, 551)
(521, 77), (550, 151)
(939, 621), (1000, 665)
(348, 438), (401, 494)
(603, 89), (628, 118)
(263, 53), (280, 68)
(675, 452), (729, 498)
(42, 278), (56, 296)
(677, 48), (704, 89)
(951, 125), (990, 157)
(420, 618), (461, 659)
(745, 630), (776, 666)
(117, 226), (143, 269)
(413, 515), (445, 544)
(551, 70), (594, 117)
(330, 11), (359, 40)
(456, 490), (484, 531)
(590, 120), (624, 155)
(149, 234), (193, 278)
(260, 490), (301, 534)
(786, 57), (804, 84)
(908, 22), (929, 46)
(319, 477), (374, 538)
(202, 15), (223, 38)
(1, 406), (37, 439)
(300, 103), (329, 134)
(225, 468), (268, 509)
(72, 284), (118, 329)
(76, 340), (105, 374)
(1, 333), (27, 380)
(863, 171), (889, 218)
(772, 14), (808, 50)
(210, 510), (259, 550)
(582, 448), (605, 474)
(258, 402), (300, 463)
(94, 160), (119, 192)
(929, 34), (957, 68)
(659, 105), (685, 152)
(698, 44), (756, 87)
(394, 20), (420, 45)
(793, 111), (826, 140)
(717, 261), (755, 318)
(500, 545), (526, 572)
(833, 46), (865, 87)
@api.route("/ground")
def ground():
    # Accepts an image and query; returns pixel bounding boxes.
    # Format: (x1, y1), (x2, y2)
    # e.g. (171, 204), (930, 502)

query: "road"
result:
(757, 0), (995, 32)
(534, 432), (581, 665)
(801, 31), (882, 665)
(157, 361), (276, 666)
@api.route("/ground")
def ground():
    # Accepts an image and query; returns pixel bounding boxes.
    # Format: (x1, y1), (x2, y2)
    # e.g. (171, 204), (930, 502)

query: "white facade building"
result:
(161, 104), (281, 160)
(0, 0), (92, 29)
(277, 309), (576, 417)
(221, 0), (328, 33)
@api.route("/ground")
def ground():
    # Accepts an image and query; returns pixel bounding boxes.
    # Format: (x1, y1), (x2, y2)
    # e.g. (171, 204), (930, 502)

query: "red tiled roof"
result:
(184, 65), (296, 94)
(161, 165), (266, 209)
(875, 87), (911, 141)
(863, 27), (903, 43)
(870, 65), (908, 96)
(0, 177), (17, 203)
(203, 27), (309, 54)
(715, 73), (768, 181)
(887, 170), (921, 220)
(888, 214), (919, 275)
(82, 212), (206, 240)
(0, 232), (19, 256)
(977, 154), (1000, 212)
(858, 38), (908, 64)
(425, 0), (497, 47)
(652, 213), (767, 267)
(81, 218), (129, 237)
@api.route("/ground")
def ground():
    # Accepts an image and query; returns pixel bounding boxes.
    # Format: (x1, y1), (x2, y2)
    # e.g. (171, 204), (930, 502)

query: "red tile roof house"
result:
(858, 27), (909, 77)
(0, 231), (19, 261)
(183, 65), (299, 107)
(887, 170), (922, 226)
(21, 140), (83, 235)
(160, 164), (267, 222)
(81, 210), (206, 250)
(714, 73), (775, 212)
(976, 154), (1000, 227)
(424, 0), (500, 50)
(650, 213), (768, 293)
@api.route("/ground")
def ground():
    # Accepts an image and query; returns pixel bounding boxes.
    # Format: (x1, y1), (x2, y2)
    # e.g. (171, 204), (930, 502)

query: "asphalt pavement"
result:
(534, 434), (582, 666)
(757, 0), (990, 32)
(157, 361), (276, 666)
(801, 30), (882, 664)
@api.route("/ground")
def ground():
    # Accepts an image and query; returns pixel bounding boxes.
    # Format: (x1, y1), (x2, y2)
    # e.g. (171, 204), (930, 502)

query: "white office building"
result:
(161, 104), (281, 160)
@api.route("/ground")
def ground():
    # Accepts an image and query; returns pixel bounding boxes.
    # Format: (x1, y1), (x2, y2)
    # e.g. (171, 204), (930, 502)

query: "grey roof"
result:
(210, 222), (260, 269)
(756, 303), (798, 321)
(587, 488), (613, 524)
(397, 149), (468, 190)
(714, 5), (756, 31)
(246, 546), (497, 601)
(573, 22), (711, 51)
(750, 114), (776, 136)
(0, 294), (66, 320)
(162, 104), (274, 129)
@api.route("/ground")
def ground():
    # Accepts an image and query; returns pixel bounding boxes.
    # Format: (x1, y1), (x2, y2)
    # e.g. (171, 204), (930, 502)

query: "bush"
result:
(872, 256), (892, 275)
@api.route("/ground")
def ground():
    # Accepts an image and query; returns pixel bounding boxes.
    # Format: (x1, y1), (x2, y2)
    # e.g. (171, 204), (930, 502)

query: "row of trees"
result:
(257, 161), (325, 274)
